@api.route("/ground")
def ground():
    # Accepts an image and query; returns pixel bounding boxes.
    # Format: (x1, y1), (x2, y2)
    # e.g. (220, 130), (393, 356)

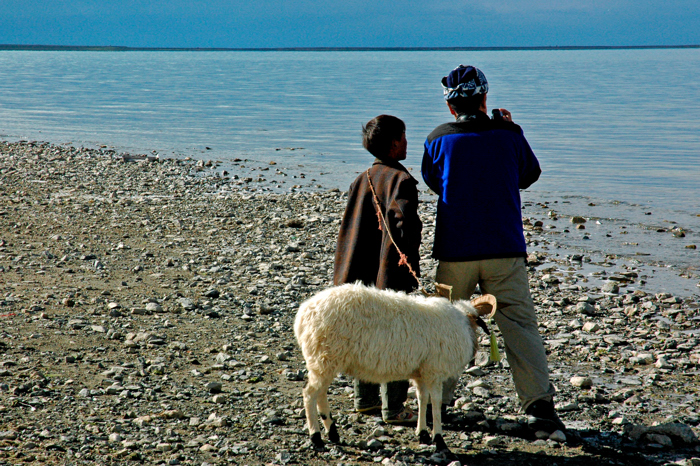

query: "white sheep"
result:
(294, 282), (496, 452)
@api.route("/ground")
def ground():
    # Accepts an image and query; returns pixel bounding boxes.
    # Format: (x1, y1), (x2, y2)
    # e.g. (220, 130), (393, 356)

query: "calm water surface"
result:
(0, 49), (698, 293)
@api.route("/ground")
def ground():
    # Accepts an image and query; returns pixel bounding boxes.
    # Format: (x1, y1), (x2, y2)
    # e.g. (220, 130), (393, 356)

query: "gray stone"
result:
(205, 381), (223, 393)
(178, 298), (195, 311)
(484, 436), (505, 447)
(582, 322), (600, 332)
(602, 282), (620, 294)
(650, 423), (699, 445)
(576, 302), (596, 315)
(556, 402), (580, 412)
(145, 302), (163, 313)
(549, 430), (567, 443)
(570, 376), (593, 389)
(366, 438), (383, 450)
(646, 433), (673, 447)
(655, 356), (675, 369)
(275, 451), (292, 464)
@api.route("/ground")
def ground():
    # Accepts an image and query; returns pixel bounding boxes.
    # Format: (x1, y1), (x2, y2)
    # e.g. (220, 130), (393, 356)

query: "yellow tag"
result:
(489, 322), (501, 362)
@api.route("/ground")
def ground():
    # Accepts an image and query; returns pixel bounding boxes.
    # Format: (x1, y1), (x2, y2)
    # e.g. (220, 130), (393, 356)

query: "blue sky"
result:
(1, 0), (698, 48)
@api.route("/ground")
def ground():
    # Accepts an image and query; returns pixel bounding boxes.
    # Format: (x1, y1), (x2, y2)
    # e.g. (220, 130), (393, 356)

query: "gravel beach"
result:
(1, 140), (699, 466)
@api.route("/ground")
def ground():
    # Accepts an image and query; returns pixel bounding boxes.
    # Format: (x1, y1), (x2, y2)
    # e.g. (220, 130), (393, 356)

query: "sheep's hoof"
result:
(310, 432), (325, 452)
(433, 434), (450, 453)
(328, 423), (340, 443)
(418, 430), (432, 445)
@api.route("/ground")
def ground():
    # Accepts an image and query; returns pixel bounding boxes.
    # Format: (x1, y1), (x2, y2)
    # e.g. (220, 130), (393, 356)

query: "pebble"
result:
(556, 401), (580, 412)
(602, 281), (620, 294)
(549, 430), (567, 443)
(655, 356), (675, 369)
(205, 381), (223, 393)
(366, 438), (383, 450)
(145, 302), (163, 313)
(570, 376), (593, 389)
(575, 302), (597, 315)
(178, 298), (195, 311)
(484, 436), (506, 447)
(582, 322), (600, 332)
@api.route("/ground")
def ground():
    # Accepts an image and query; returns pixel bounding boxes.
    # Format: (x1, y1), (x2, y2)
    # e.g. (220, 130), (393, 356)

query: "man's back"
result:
(422, 114), (540, 261)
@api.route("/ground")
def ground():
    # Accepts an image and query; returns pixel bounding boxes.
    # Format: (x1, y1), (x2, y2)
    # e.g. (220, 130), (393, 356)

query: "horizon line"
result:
(1, 44), (699, 52)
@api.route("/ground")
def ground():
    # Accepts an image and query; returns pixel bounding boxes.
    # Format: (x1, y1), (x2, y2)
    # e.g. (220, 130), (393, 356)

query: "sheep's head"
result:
(454, 294), (497, 334)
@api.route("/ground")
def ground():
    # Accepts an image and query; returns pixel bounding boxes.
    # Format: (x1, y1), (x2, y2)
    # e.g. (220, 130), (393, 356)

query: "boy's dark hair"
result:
(362, 115), (405, 159)
(447, 94), (485, 117)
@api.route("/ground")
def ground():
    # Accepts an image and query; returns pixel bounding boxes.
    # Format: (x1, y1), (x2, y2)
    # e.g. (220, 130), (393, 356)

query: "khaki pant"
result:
(436, 257), (556, 411)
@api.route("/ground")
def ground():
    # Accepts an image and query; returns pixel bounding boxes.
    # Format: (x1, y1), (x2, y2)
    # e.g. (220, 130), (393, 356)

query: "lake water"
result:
(0, 49), (698, 295)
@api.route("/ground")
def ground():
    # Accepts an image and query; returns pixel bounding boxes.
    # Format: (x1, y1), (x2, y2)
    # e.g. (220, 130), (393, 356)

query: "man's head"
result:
(442, 65), (488, 118)
(362, 115), (407, 161)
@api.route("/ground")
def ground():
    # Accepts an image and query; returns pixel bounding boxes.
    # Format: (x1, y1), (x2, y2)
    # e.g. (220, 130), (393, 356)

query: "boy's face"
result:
(388, 132), (407, 161)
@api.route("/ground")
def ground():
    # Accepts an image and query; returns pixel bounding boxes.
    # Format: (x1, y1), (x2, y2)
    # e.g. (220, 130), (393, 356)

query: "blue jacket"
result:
(422, 113), (541, 262)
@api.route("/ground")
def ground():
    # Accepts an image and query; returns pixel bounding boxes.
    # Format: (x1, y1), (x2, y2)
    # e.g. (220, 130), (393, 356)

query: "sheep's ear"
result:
(471, 294), (497, 318)
(434, 283), (453, 300)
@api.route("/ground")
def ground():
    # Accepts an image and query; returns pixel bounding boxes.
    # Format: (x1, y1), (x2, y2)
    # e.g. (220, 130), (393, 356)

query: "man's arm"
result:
(421, 142), (444, 196)
(518, 137), (541, 190)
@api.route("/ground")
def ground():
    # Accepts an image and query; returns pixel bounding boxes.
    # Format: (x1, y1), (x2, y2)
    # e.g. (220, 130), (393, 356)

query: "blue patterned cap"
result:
(442, 65), (488, 100)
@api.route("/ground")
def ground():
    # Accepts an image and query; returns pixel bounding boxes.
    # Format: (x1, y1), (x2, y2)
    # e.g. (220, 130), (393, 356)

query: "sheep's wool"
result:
(294, 282), (479, 385)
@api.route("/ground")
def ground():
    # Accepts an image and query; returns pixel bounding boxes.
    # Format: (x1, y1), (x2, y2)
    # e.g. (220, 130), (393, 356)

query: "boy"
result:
(334, 114), (422, 423)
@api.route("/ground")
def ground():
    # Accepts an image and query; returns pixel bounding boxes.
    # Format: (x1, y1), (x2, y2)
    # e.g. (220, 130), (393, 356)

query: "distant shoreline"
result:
(1, 44), (699, 52)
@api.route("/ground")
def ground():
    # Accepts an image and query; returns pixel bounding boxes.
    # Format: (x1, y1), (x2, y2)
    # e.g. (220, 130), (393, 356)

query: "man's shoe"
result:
(384, 407), (417, 425)
(525, 399), (567, 434)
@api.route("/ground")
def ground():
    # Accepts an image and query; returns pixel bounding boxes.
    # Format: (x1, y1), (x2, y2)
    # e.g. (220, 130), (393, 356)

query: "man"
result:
(334, 114), (422, 424)
(421, 65), (566, 434)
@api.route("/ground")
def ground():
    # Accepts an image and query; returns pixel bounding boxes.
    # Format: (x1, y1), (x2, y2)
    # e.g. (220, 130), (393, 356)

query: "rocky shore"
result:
(1, 140), (699, 466)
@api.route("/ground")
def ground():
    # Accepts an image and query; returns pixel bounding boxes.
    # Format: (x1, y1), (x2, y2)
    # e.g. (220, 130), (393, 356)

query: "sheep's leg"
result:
(303, 370), (328, 451)
(316, 386), (340, 443)
(414, 381), (431, 445)
(428, 386), (449, 452)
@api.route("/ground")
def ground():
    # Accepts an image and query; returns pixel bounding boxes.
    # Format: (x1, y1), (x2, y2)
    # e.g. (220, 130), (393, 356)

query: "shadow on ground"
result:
(439, 413), (697, 466)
